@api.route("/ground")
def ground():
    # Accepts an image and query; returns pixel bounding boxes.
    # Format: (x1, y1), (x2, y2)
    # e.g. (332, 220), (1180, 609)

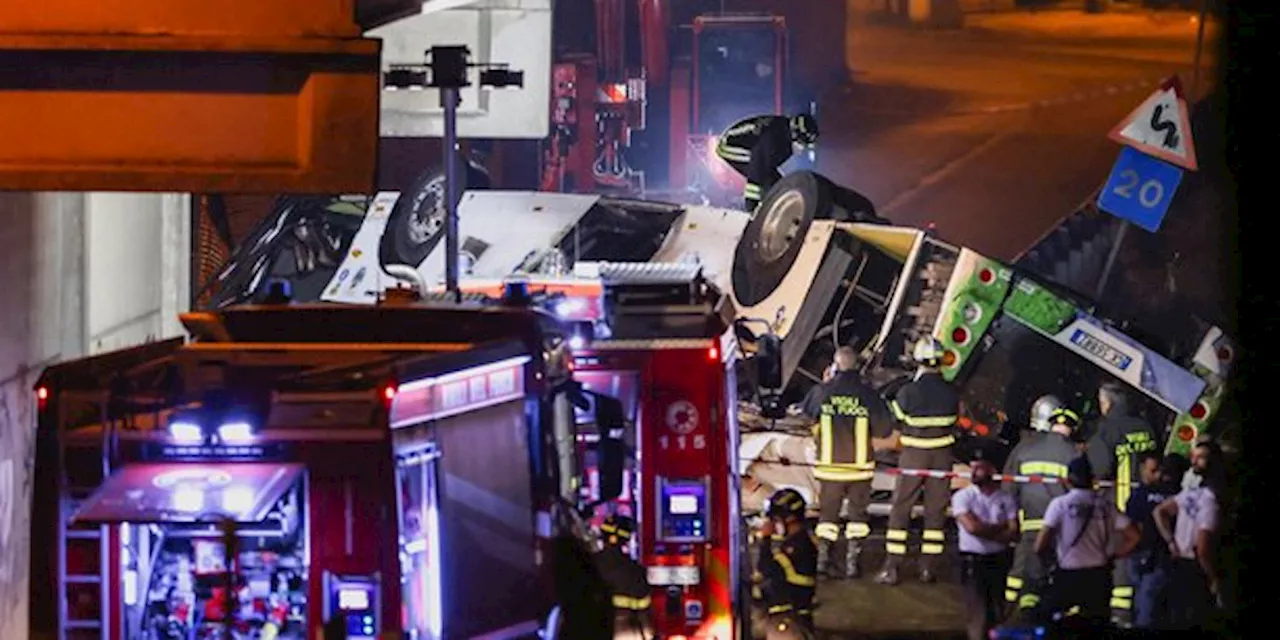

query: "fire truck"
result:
(26, 293), (634, 640)
(541, 4), (819, 206)
(443, 263), (752, 640)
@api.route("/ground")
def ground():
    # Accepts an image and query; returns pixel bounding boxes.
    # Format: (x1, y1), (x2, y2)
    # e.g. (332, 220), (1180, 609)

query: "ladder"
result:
(60, 490), (108, 639)
(59, 440), (111, 640)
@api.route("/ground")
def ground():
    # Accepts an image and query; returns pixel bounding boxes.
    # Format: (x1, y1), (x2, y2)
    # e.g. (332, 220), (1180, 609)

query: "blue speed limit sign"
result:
(1097, 146), (1184, 232)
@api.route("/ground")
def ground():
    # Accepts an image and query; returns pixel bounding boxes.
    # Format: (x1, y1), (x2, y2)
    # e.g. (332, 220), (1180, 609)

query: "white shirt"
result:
(1172, 485), (1217, 560)
(951, 484), (1018, 554)
(1043, 488), (1130, 570)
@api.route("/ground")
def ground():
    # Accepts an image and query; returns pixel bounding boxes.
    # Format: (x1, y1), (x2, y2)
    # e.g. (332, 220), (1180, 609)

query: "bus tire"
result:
(380, 167), (448, 269)
(733, 171), (863, 307)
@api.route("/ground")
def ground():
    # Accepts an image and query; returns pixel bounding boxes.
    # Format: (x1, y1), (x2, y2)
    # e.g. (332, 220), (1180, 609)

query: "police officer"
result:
(875, 336), (960, 585)
(593, 515), (653, 639)
(714, 113), (818, 211)
(806, 346), (894, 579)
(1085, 381), (1157, 624)
(753, 489), (818, 639)
(1002, 406), (1081, 615)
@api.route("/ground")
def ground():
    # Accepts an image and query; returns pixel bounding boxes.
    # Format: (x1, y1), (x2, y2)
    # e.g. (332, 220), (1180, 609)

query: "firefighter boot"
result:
(918, 555), (938, 584)
(873, 555), (901, 585)
(816, 539), (832, 577)
(843, 541), (862, 579)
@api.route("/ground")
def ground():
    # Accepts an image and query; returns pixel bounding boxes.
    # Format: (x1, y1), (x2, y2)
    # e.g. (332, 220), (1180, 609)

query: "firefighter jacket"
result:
(755, 529), (818, 616)
(1086, 412), (1158, 512)
(1002, 432), (1077, 532)
(807, 371), (893, 482)
(715, 115), (795, 205)
(889, 371), (959, 450)
(593, 545), (652, 612)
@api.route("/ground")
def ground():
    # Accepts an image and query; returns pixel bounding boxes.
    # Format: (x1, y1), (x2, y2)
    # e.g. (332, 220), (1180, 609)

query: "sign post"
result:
(1093, 75), (1198, 300)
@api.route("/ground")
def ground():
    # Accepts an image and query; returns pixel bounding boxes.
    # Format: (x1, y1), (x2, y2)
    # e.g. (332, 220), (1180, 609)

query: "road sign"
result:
(1097, 146), (1184, 233)
(1108, 76), (1198, 171)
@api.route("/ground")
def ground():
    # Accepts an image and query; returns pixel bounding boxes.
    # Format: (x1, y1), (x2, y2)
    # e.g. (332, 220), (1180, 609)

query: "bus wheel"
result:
(379, 166), (447, 269)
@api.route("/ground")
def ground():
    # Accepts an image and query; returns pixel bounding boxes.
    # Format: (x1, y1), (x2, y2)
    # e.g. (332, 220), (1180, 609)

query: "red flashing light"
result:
(707, 346), (719, 361)
(975, 424), (990, 437)
(951, 326), (969, 345)
(36, 386), (48, 401)
(978, 268), (994, 284)
(380, 382), (398, 408)
(1188, 402), (1208, 420)
(1176, 425), (1196, 442)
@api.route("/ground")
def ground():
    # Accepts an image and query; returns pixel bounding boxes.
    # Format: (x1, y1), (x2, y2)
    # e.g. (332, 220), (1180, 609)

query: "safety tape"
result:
(743, 456), (1137, 487)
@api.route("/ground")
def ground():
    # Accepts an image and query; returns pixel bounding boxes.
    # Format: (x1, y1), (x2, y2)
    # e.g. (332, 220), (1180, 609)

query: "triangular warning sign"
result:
(1108, 75), (1198, 171)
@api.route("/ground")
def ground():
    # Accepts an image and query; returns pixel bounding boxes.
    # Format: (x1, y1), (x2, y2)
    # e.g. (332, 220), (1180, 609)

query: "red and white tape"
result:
(880, 467), (1134, 487)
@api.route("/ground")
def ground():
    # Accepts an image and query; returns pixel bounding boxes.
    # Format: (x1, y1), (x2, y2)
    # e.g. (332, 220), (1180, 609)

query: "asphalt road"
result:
(815, 11), (1219, 261)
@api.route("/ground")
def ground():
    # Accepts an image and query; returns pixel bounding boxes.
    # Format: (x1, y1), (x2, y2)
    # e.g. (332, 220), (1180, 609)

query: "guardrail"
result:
(1012, 187), (1122, 298)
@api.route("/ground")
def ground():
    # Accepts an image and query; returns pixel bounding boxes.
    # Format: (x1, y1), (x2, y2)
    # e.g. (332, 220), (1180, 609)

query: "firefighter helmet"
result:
(1029, 394), (1065, 432)
(765, 488), (807, 521)
(599, 514), (635, 545)
(790, 113), (819, 146)
(1048, 408), (1081, 433)
(912, 336), (945, 367)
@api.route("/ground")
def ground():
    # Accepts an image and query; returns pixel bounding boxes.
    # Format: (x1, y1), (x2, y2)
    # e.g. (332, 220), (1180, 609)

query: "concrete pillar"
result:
(0, 192), (190, 640)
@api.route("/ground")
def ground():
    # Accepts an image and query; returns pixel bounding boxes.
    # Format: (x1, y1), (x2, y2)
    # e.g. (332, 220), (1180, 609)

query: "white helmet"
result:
(1029, 394), (1064, 432)
(912, 336), (945, 367)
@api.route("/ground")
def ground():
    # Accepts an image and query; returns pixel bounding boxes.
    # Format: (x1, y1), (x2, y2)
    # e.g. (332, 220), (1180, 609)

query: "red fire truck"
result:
(449, 263), (750, 640)
(26, 296), (621, 640)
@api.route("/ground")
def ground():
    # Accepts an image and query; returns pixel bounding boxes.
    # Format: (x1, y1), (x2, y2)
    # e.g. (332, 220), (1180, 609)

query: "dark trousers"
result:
(816, 479), (873, 552)
(612, 609), (653, 639)
(1037, 565), (1112, 623)
(1168, 558), (1215, 629)
(1007, 530), (1046, 611)
(886, 447), (952, 559)
(1130, 558), (1173, 629)
(961, 551), (1011, 640)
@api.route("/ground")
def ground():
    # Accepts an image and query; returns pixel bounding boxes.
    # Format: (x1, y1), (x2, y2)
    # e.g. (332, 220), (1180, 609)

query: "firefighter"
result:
(1084, 381), (1158, 624)
(593, 514), (653, 639)
(1002, 406), (1080, 616)
(806, 346), (893, 579)
(874, 336), (960, 585)
(714, 112), (819, 211)
(752, 488), (818, 639)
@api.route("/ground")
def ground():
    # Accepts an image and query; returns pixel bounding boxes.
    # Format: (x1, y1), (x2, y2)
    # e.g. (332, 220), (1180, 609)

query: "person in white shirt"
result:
(1153, 440), (1223, 629)
(950, 456), (1019, 640)
(1032, 456), (1140, 625)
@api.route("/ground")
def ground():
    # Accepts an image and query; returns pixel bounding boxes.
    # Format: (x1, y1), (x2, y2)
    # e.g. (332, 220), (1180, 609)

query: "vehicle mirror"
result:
(594, 394), (627, 502)
(756, 333), (783, 390)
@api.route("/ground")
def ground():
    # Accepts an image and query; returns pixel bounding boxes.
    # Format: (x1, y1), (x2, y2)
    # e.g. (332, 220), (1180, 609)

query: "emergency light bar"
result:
(167, 410), (258, 445)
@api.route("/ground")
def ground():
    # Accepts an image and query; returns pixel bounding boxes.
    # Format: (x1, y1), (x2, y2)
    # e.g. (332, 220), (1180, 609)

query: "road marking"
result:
(879, 129), (1015, 218)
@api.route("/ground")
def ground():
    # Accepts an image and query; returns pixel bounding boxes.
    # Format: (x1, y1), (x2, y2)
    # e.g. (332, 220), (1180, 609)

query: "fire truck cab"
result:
(468, 262), (750, 640)
(28, 299), (601, 640)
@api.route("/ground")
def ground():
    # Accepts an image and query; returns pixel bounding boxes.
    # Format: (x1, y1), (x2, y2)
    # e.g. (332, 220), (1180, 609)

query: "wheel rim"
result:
(407, 178), (446, 244)
(756, 190), (806, 263)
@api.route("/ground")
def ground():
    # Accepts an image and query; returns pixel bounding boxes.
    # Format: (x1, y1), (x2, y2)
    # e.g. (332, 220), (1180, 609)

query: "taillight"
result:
(379, 381), (398, 409)
(36, 385), (49, 410)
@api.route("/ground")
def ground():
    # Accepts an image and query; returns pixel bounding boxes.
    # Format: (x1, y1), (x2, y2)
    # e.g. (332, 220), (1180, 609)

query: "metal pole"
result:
(1093, 221), (1129, 302)
(442, 86), (462, 299)
(1190, 0), (1210, 100)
